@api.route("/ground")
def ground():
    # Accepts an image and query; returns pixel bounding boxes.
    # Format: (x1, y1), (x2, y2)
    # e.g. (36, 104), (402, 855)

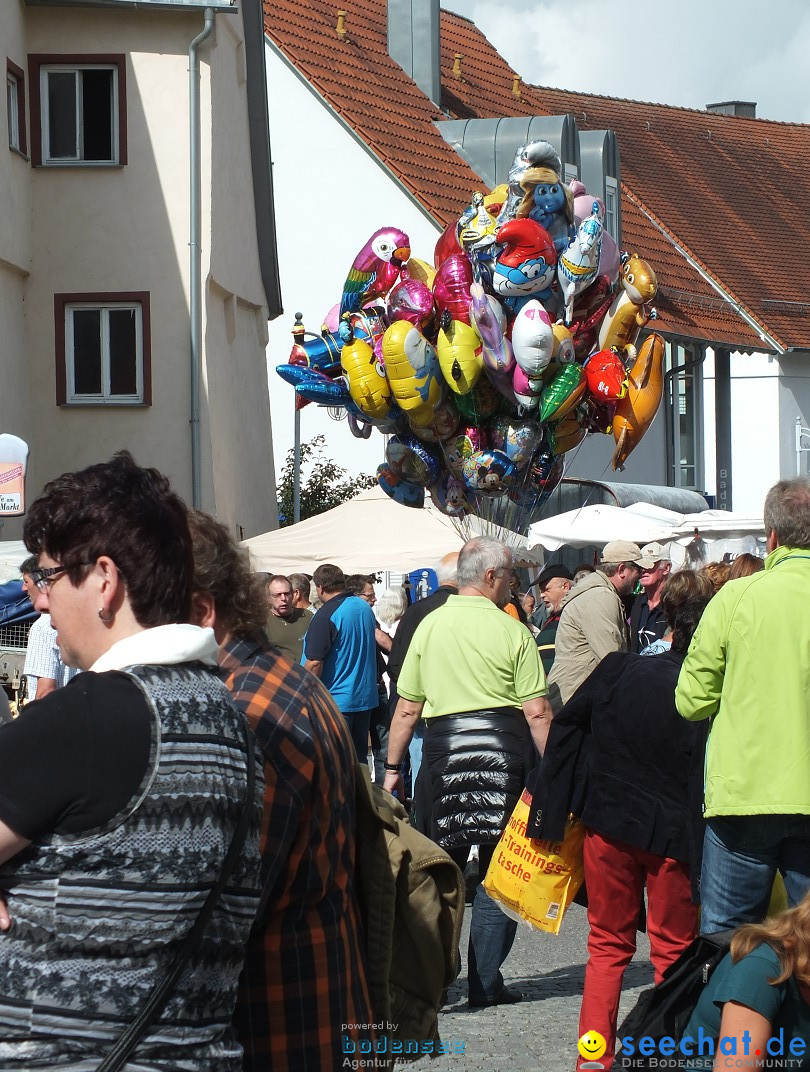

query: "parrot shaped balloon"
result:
(339, 227), (411, 319)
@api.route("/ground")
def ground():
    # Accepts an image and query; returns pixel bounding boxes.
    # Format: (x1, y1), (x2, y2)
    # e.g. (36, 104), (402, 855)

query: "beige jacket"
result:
(546, 569), (629, 712)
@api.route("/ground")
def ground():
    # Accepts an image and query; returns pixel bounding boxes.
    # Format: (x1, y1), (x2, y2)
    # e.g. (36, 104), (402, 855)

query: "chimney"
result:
(388, 0), (441, 106)
(706, 100), (756, 118)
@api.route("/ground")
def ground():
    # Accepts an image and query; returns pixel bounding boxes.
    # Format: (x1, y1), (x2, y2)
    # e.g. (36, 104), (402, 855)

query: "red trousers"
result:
(576, 828), (698, 1071)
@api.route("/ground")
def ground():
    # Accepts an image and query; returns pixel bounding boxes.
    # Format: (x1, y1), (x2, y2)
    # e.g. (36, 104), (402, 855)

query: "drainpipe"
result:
(189, 8), (215, 509)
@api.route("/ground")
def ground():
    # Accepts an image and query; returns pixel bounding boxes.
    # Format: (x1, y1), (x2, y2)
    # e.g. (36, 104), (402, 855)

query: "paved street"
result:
(410, 899), (653, 1072)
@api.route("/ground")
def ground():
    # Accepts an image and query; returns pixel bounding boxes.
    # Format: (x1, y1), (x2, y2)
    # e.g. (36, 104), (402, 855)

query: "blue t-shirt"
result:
(302, 592), (378, 712)
(682, 945), (810, 1069)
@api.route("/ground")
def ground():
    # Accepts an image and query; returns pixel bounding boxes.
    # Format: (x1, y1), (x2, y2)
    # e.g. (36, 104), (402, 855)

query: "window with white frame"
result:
(604, 177), (619, 241)
(56, 294), (151, 406)
(665, 341), (704, 489)
(30, 55), (126, 166)
(6, 60), (26, 156)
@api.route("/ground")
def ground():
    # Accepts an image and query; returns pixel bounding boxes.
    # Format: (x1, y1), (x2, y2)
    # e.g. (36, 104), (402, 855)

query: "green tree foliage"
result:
(277, 434), (376, 527)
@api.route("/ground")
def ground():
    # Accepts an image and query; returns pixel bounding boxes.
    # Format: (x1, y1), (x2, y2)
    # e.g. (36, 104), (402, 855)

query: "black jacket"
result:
(417, 708), (536, 850)
(629, 591), (668, 652)
(527, 650), (706, 869)
(386, 585), (455, 694)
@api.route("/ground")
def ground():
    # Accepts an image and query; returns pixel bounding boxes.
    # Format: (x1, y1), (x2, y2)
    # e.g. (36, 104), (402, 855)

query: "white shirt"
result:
(23, 613), (80, 698)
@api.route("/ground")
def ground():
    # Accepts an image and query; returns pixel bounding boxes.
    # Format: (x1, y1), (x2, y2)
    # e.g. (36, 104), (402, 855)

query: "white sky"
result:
(441, 0), (810, 124)
(270, 1), (810, 485)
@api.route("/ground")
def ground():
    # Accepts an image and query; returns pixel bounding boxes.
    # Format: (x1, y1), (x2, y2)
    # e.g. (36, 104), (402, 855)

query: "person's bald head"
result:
(434, 552), (459, 587)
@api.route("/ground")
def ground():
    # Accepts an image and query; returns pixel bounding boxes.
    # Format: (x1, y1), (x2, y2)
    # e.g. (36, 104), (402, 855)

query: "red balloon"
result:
(434, 221), (461, 268)
(585, 348), (628, 402)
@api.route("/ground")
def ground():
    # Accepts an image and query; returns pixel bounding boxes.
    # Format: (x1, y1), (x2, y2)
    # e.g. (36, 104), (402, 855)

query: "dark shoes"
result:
(468, 986), (523, 1008)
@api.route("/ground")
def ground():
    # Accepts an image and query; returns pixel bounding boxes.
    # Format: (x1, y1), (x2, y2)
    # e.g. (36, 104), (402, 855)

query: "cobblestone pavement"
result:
(409, 900), (653, 1072)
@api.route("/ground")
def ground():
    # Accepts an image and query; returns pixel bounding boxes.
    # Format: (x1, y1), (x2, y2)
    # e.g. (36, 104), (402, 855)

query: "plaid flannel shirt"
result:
(223, 631), (374, 1072)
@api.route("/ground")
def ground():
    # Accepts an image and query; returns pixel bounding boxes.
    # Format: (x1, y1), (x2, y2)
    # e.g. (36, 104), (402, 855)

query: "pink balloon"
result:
(433, 254), (473, 325)
(387, 276), (435, 330)
(321, 303), (340, 334)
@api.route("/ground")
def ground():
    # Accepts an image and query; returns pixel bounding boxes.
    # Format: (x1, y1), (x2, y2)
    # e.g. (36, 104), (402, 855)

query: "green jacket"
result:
(676, 545), (810, 817)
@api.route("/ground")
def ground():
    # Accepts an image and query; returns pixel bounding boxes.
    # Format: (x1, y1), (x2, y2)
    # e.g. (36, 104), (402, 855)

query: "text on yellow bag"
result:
(482, 788), (584, 934)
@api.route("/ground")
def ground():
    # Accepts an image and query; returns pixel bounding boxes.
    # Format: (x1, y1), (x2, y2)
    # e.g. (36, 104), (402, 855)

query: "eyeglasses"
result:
(30, 562), (93, 591)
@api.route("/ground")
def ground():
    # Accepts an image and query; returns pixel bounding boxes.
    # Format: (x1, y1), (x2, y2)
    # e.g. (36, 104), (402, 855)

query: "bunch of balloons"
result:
(276, 139), (665, 526)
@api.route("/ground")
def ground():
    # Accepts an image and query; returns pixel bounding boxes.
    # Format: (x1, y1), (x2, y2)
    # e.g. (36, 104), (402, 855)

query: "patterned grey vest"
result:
(0, 663), (262, 1071)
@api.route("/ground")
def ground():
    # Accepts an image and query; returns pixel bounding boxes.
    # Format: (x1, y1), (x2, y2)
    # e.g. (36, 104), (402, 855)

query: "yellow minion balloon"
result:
(381, 320), (443, 426)
(437, 319), (484, 395)
(340, 337), (392, 420)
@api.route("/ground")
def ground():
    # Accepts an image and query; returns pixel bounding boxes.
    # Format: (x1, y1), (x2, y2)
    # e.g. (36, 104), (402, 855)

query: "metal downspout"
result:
(189, 8), (215, 509)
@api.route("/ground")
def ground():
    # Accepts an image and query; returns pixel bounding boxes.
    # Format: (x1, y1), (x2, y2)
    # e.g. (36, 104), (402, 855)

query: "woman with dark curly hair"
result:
(0, 452), (262, 1071)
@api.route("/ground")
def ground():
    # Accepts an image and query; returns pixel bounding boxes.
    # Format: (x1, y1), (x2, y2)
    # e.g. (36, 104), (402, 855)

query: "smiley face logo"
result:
(577, 1030), (607, 1062)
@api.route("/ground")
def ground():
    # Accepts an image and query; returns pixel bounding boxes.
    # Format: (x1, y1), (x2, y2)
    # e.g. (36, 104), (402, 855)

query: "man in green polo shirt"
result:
(383, 536), (551, 1009)
(263, 574), (310, 663)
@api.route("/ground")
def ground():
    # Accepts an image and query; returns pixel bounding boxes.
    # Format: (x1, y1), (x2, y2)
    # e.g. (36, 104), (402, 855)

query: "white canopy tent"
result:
(527, 502), (764, 562)
(242, 487), (544, 574)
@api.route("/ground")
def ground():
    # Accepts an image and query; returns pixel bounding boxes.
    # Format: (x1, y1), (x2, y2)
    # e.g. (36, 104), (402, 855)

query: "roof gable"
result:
(264, 0), (810, 350)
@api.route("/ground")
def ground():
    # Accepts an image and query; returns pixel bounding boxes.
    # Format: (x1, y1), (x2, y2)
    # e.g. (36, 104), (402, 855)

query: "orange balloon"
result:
(611, 333), (665, 470)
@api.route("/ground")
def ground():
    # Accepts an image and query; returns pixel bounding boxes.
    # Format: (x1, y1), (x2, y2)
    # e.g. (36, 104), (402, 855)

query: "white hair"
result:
(456, 537), (511, 588)
(376, 587), (408, 627)
(434, 555), (458, 586)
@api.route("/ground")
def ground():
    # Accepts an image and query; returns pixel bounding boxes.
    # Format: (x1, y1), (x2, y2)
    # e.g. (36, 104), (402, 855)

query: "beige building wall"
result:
(1, 3), (274, 539)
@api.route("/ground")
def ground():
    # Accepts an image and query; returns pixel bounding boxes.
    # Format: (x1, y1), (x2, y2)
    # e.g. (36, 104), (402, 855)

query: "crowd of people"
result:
(2, 454), (809, 1071)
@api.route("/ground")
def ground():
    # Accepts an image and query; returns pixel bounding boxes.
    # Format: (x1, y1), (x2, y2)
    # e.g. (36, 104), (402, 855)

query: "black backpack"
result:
(615, 930), (735, 1070)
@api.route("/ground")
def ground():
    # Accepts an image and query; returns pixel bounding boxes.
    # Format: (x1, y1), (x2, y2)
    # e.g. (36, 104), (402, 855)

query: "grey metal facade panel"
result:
(542, 479), (709, 514)
(437, 113), (586, 191)
(243, 0), (282, 317)
(387, 0), (440, 106)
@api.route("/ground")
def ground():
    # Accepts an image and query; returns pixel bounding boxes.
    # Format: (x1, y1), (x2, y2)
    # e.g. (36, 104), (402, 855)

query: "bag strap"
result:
(97, 717), (257, 1072)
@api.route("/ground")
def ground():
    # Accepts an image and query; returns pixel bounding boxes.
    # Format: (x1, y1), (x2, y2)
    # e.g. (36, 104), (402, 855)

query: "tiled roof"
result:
(264, 0), (810, 351)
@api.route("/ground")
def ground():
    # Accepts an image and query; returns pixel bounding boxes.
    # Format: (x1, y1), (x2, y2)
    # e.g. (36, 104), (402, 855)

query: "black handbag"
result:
(615, 930), (735, 1070)
(97, 718), (257, 1072)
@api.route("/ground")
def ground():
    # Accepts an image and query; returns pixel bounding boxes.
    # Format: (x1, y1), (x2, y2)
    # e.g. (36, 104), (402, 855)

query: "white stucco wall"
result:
(728, 350), (780, 513)
(264, 40), (442, 481)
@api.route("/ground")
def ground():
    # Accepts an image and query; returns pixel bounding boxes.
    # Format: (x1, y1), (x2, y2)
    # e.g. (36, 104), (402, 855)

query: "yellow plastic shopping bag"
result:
(482, 788), (585, 934)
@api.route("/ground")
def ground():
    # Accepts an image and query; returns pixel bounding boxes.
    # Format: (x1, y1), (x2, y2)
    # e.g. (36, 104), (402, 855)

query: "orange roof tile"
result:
(264, 0), (810, 350)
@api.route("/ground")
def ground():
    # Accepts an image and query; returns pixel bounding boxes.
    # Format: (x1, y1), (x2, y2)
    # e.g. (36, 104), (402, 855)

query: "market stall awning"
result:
(242, 487), (544, 574)
(527, 502), (764, 553)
